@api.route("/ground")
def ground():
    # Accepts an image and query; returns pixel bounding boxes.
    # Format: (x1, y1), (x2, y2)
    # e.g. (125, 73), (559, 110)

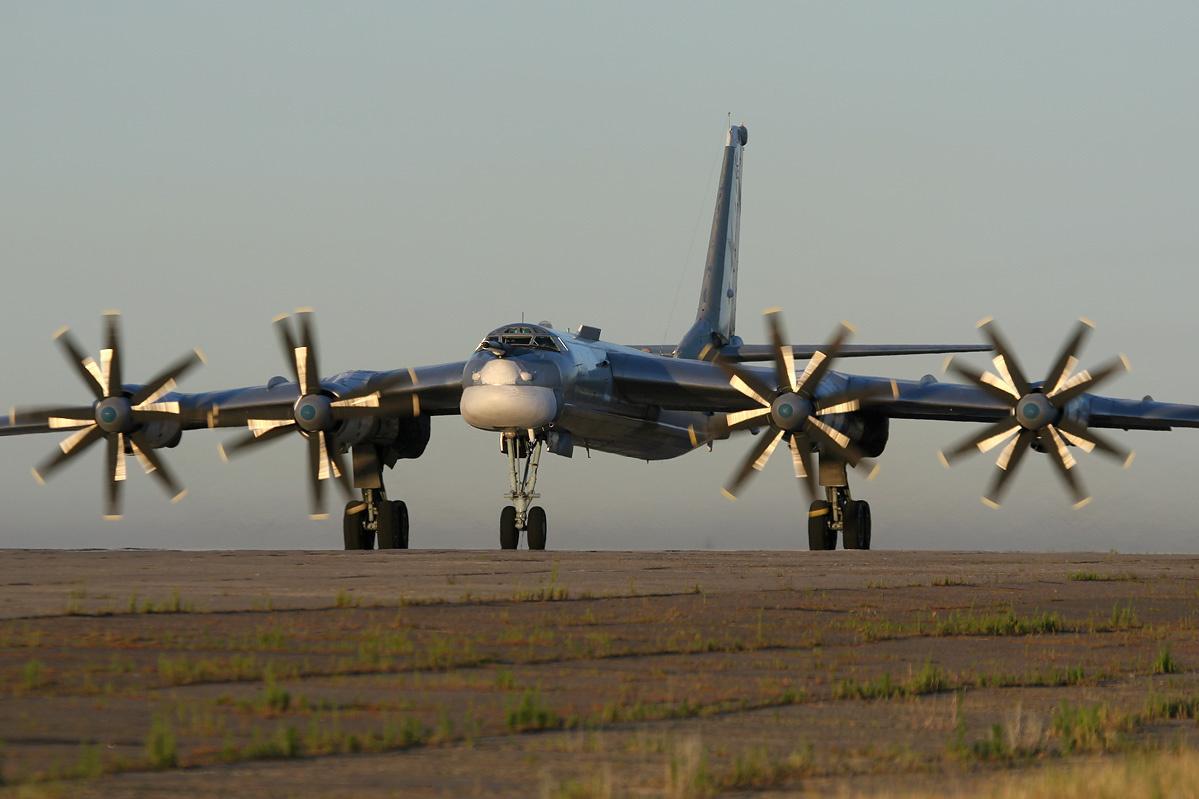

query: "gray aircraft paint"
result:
(676, 125), (746, 360)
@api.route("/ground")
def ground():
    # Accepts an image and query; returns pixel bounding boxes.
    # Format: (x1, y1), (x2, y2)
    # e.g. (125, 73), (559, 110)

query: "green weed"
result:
(145, 717), (178, 769)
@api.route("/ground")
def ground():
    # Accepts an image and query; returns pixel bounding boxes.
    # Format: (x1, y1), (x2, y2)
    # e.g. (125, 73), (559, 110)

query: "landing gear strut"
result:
(342, 447), (409, 551)
(807, 458), (871, 550)
(500, 432), (548, 550)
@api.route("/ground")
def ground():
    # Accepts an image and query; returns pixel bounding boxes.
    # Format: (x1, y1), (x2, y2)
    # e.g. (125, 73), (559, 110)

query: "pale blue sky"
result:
(2, 2), (1197, 550)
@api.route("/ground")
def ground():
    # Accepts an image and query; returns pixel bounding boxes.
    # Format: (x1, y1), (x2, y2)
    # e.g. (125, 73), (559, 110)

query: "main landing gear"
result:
(807, 457), (872, 551)
(341, 447), (410, 551)
(499, 432), (548, 550)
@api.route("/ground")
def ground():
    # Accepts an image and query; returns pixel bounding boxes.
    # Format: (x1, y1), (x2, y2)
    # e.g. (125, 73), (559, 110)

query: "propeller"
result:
(717, 309), (893, 502)
(215, 309), (421, 519)
(12, 312), (204, 519)
(939, 317), (1134, 509)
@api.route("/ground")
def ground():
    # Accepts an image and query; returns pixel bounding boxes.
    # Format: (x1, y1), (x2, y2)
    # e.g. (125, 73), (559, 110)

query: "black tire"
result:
(394, 500), (410, 549)
(377, 501), (401, 550)
(843, 500), (872, 550)
(343, 502), (365, 551)
(500, 505), (519, 550)
(526, 506), (547, 551)
(808, 501), (832, 551)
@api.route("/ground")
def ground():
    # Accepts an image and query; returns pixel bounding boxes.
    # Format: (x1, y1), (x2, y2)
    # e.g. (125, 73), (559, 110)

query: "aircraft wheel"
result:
(526, 506), (548, 551)
(843, 500), (872, 550)
(394, 500), (410, 549)
(807, 501), (833, 551)
(343, 502), (366, 550)
(500, 505), (519, 550)
(378, 500), (409, 550)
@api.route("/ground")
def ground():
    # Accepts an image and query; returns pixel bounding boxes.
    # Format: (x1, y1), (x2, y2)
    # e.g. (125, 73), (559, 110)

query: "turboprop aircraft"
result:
(5, 124), (1199, 551)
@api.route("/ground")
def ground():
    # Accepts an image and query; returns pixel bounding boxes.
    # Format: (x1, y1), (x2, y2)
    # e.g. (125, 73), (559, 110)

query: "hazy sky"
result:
(2, 2), (1198, 551)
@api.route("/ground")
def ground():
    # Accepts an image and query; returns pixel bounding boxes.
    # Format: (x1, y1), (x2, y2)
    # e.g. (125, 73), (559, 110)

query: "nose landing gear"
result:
(499, 432), (548, 550)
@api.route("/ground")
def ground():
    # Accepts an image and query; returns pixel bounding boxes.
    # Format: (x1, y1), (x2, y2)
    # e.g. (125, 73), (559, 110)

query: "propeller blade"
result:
(102, 311), (122, 398)
(944, 358), (1021, 403)
(1042, 427), (1091, 508)
(323, 431), (354, 501)
(763, 308), (797, 392)
(938, 417), (1020, 467)
(105, 433), (125, 520)
(815, 380), (900, 416)
(33, 425), (103, 483)
(725, 406), (772, 431)
(217, 422), (296, 460)
(714, 356), (776, 407)
(1044, 318), (1093, 396)
(131, 349), (206, 407)
(722, 428), (783, 500)
(307, 432), (327, 519)
(981, 429), (1034, 508)
(1048, 355), (1131, 405)
(130, 433), (187, 502)
(296, 309), (321, 396)
(273, 313), (303, 388)
(52, 327), (105, 399)
(977, 318), (1031, 397)
(788, 434), (819, 503)
(11, 405), (96, 427)
(795, 322), (854, 396)
(1055, 418), (1135, 467)
(804, 415), (873, 470)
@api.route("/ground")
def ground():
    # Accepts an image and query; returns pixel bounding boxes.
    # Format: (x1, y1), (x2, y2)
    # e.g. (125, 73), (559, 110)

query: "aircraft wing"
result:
(629, 342), (991, 360)
(1, 360), (467, 437)
(609, 352), (1199, 430)
(182, 361), (467, 431)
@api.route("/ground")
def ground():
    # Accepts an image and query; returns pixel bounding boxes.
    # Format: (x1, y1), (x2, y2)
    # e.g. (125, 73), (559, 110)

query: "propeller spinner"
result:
(939, 317), (1134, 508)
(717, 309), (893, 502)
(13, 312), (204, 519)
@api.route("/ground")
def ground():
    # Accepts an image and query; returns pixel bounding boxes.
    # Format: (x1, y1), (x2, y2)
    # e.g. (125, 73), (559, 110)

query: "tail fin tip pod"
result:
(676, 124), (748, 360)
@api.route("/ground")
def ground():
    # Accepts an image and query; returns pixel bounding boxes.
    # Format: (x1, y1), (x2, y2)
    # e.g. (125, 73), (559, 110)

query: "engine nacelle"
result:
(135, 421), (183, 449)
(334, 414), (432, 467)
(843, 412), (890, 458)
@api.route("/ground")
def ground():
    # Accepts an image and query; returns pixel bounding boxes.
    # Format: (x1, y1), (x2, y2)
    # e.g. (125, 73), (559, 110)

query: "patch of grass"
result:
(1152, 645), (1179, 675)
(1105, 602), (1141, 630)
(157, 654), (267, 686)
(1068, 570), (1138, 582)
(494, 668), (518, 689)
(243, 725), (303, 760)
(334, 589), (359, 609)
(1051, 701), (1130, 754)
(834, 661), (949, 700)
(933, 607), (1066, 636)
(720, 744), (813, 789)
(931, 576), (974, 587)
(973, 665), (1087, 689)
(21, 659), (46, 691)
(506, 688), (562, 732)
(666, 737), (714, 799)
(1143, 693), (1199, 720)
(134, 591), (193, 614)
(145, 717), (178, 769)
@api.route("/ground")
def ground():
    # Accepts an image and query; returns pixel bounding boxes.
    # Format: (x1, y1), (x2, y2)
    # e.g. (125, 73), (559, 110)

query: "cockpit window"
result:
(476, 324), (562, 353)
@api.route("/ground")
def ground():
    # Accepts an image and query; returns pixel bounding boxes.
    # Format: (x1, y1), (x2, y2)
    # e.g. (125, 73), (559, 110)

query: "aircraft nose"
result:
(461, 356), (560, 432)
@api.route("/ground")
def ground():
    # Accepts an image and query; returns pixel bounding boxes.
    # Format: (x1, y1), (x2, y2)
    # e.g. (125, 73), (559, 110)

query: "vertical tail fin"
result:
(676, 124), (748, 360)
